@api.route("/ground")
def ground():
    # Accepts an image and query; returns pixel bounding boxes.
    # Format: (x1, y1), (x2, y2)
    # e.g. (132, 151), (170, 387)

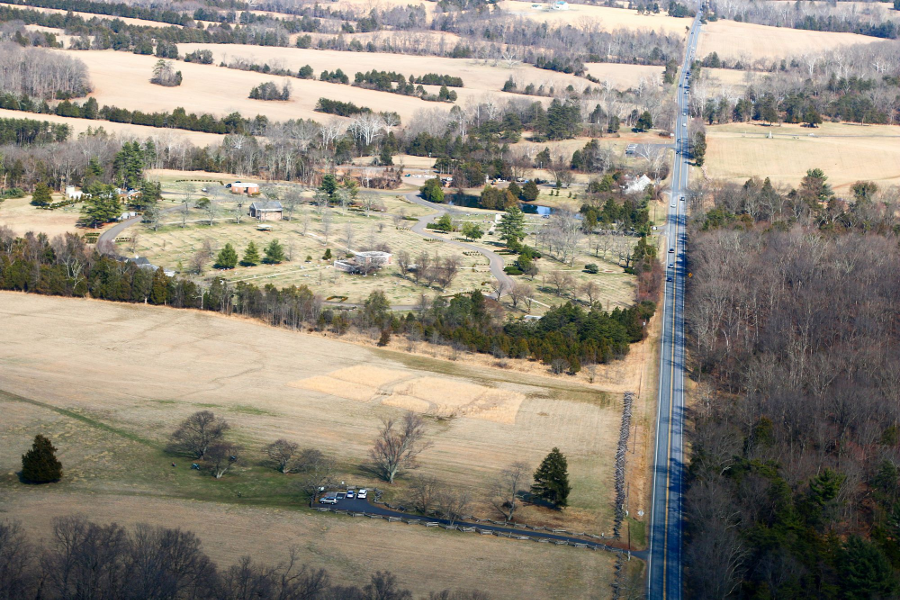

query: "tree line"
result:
(0, 42), (91, 100)
(0, 516), (490, 599)
(0, 116), (69, 146)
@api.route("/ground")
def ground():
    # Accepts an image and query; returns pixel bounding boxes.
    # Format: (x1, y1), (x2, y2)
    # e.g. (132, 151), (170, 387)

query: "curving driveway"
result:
(403, 191), (512, 293)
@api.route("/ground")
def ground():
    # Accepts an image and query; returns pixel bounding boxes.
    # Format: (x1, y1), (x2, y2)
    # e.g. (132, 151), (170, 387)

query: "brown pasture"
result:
(696, 19), (883, 61)
(0, 293), (628, 541)
(705, 121), (900, 189)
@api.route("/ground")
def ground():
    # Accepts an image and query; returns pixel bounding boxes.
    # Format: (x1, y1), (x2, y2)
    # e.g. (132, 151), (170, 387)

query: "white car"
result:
(357, 489), (368, 499)
(670, 202), (675, 208)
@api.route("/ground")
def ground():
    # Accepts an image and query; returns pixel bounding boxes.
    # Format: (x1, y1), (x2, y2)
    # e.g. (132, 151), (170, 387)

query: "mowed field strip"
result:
(696, 19), (885, 61)
(0, 293), (623, 535)
(705, 122), (900, 189)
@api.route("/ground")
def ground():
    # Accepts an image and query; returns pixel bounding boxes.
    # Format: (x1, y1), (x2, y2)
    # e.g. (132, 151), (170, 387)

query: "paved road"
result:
(97, 205), (182, 248)
(647, 13), (699, 600)
(403, 192), (513, 292)
(321, 496), (639, 556)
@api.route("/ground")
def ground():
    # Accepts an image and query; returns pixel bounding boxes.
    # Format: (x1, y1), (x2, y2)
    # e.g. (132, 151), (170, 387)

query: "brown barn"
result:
(249, 201), (283, 221)
(227, 181), (260, 195)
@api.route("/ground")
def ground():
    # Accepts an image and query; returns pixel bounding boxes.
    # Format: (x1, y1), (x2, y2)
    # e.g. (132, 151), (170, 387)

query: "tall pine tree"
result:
(215, 243), (238, 269)
(241, 242), (261, 267)
(263, 239), (286, 264)
(21, 434), (62, 483)
(30, 182), (52, 207)
(531, 447), (571, 507)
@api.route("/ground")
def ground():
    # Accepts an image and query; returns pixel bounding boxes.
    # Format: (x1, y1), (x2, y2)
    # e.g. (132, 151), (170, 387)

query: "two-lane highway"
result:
(647, 13), (700, 600)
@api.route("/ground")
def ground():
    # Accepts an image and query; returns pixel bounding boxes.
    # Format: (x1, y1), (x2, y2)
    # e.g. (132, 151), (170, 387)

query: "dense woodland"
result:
(0, 517), (489, 599)
(684, 172), (900, 598)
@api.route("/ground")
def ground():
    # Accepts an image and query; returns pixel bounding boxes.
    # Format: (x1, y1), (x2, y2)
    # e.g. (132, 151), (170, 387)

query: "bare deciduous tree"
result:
(296, 449), (335, 505)
(508, 282), (533, 310)
(263, 439), (300, 474)
(408, 474), (442, 514)
(369, 412), (432, 483)
(205, 442), (240, 479)
(169, 411), (229, 459)
(492, 461), (530, 523)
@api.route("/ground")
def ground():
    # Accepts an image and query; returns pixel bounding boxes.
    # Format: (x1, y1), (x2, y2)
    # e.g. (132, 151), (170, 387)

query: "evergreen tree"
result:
(420, 178), (444, 203)
(30, 182), (52, 207)
(635, 110), (653, 131)
(132, 180), (161, 211)
(692, 131), (707, 166)
(498, 205), (526, 247)
(214, 243), (238, 269)
(80, 185), (121, 228)
(21, 434), (62, 483)
(263, 239), (286, 264)
(323, 248), (332, 260)
(149, 267), (170, 305)
(531, 447), (571, 507)
(113, 141), (146, 190)
(521, 180), (539, 202)
(838, 536), (897, 600)
(241, 242), (261, 266)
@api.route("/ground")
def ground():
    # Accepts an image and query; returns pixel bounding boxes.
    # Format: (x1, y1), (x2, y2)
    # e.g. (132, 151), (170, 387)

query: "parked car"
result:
(319, 495), (338, 504)
(357, 489), (368, 499)
(346, 490), (355, 499)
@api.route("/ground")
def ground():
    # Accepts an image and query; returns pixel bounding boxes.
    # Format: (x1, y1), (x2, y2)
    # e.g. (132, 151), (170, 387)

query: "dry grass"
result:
(697, 19), (883, 61)
(497, 0), (693, 35)
(2, 491), (616, 598)
(0, 195), (80, 237)
(583, 62), (667, 89)
(52, 49), (439, 125)
(295, 369), (527, 424)
(177, 42), (591, 101)
(0, 292), (628, 537)
(705, 121), (900, 189)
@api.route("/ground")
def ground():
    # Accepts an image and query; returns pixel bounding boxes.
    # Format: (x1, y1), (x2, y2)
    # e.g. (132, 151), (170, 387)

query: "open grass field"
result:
(0, 292), (633, 595)
(52, 49), (443, 125)
(696, 19), (884, 61)
(496, 1), (692, 35)
(0, 195), (80, 237)
(705, 121), (900, 190)
(177, 42), (590, 101)
(583, 62), (666, 89)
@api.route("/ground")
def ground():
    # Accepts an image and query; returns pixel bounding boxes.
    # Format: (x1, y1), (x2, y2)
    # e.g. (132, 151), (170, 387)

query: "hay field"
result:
(0, 294), (628, 559)
(705, 122), (900, 189)
(0, 195), (80, 237)
(53, 49), (442, 124)
(583, 62), (665, 89)
(178, 43), (589, 99)
(497, 1), (692, 35)
(0, 107), (223, 146)
(696, 19), (883, 61)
